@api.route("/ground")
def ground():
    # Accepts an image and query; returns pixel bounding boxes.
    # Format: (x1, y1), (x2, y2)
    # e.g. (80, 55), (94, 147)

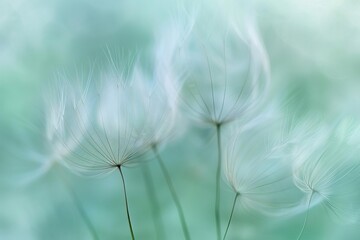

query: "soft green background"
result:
(2, 0), (360, 239)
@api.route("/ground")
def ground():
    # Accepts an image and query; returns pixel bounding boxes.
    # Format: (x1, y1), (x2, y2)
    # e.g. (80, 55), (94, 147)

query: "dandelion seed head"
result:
(292, 127), (360, 223)
(223, 123), (299, 215)
(65, 42), (183, 176)
(180, 18), (270, 126)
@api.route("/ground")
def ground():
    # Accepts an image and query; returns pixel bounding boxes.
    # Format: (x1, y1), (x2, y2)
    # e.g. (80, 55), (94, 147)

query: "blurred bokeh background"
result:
(2, 0), (360, 239)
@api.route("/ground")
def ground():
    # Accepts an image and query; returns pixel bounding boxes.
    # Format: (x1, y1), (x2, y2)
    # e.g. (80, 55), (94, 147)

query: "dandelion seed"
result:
(181, 19), (270, 126)
(292, 126), (360, 240)
(222, 123), (298, 240)
(64, 42), (189, 238)
(179, 16), (270, 240)
(61, 68), (147, 240)
(65, 72), (149, 175)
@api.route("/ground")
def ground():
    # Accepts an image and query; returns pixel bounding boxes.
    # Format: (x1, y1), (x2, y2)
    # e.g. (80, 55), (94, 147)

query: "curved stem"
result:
(141, 164), (165, 239)
(223, 193), (239, 240)
(58, 174), (99, 240)
(118, 166), (135, 240)
(152, 146), (191, 240)
(215, 123), (222, 240)
(296, 192), (314, 240)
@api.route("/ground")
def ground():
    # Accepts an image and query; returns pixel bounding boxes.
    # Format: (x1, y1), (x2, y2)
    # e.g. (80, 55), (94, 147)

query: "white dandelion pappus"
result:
(66, 17), (191, 176)
(61, 63), (170, 240)
(181, 18), (270, 126)
(65, 67), (151, 176)
(63, 43), (186, 238)
(222, 123), (298, 239)
(292, 127), (360, 240)
(224, 125), (297, 214)
(65, 62), (182, 176)
(20, 76), (91, 184)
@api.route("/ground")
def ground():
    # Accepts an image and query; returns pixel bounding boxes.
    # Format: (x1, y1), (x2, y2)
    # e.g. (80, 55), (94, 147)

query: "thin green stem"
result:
(223, 193), (239, 240)
(118, 166), (135, 240)
(59, 174), (99, 240)
(152, 146), (191, 240)
(296, 192), (314, 240)
(141, 164), (165, 239)
(215, 123), (222, 240)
